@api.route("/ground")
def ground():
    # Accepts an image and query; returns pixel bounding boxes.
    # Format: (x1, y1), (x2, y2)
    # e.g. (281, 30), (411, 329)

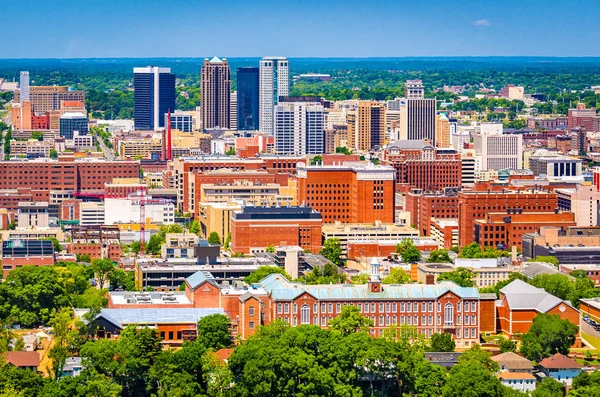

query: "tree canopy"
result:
(520, 313), (579, 362)
(320, 238), (343, 266)
(243, 266), (291, 284)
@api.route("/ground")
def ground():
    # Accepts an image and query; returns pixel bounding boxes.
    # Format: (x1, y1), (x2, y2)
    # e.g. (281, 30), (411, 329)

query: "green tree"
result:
(90, 258), (115, 290)
(197, 314), (233, 351)
(499, 338), (517, 353)
(396, 239), (422, 263)
(437, 267), (475, 287)
(43, 237), (63, 253)
(459, 242), (483, 258)
(224, 232), (231, 249)
(310, 155), (322, 165)
(426, 249), (453, 263)
(528, 256), (559, 267)
(265, 245), (275, 253)
(320, 238), (342, 266)
(244, 266), (291, 284)
(225, 147), (235, 155)
(76, 253), (91, 263)
(188, 220), (200, 235)
(532, 377), (566, 397)
(351, 274), (370, 284)
(519, 313), (578, 361)
(49, 149), (58, 159)
(208, 232), (221, 246)
(335, 146), (352, 155)
(429, 332), (455, 352)
(382, 268), (411, 284)
(108, 268), (136, 291)
(329, 305), (374, 335)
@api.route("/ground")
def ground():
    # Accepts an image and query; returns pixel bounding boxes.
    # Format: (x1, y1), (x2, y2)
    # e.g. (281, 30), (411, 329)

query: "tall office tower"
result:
(274, 97), (324, 155)
(19, 71), (29, 104)
(436, 113), (451, 148)
(347, 101), (386, 151)
(133, 67), (176, 131)
(399, 80), (437, 144)
(237, 67), (259, 131)
(259, 57), (289, 134)
(200, 57), (231, 130)
(573, 127), (587, 155)
(473, 124), (523, 171)
(230, 91), (237, 130)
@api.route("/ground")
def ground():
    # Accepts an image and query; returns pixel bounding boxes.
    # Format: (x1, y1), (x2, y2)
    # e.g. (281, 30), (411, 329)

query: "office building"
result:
(297, 162), (395, 224)
(556, 186), (600, 227)
(165, 110), (194, 132)
(200, 57), (231, 129)
(230, 91), (237, 130)
(2, 240), (55, 277)
(230, 206), (323, 254)
(14, 86), (85, 113)
(59, 112), (88, 139)
(19, 71), (29, 104)
(436, 113), (451, 148)
(399, 80), (436, 144)
(259, 57), (289, 134)
(237, 67), (259, 131)
(134, 67), (176, 131)
(567, 103), (598, 133)
(274, 97), (325, 155)
(473, 125), (523, 171)
(347, 101), (386, 151)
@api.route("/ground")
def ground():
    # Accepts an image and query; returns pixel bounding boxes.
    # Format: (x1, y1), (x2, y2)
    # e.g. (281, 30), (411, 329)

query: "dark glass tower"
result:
(134, 67), (176, 131)
(237, 67), (259, 131)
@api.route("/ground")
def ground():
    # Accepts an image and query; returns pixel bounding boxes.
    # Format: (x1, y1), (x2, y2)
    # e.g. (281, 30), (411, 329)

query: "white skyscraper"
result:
(19, 71), (30, 104)
(274, 99), (324, 155)
(259, 57), (289, 135)
(399, 80), (437, 144)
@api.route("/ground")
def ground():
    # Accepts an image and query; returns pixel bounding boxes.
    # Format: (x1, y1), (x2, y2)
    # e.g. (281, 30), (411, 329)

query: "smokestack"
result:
(161, 129), (167, 160)
(167, 109), (172, 160)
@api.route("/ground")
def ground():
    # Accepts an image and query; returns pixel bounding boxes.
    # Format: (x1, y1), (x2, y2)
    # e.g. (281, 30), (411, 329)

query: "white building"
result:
(19, 71), (29, 104)
(399, 80), (437, 144)
(80, 202), (105, 226)
(473, 124), (522, 171)
(104, 197), (175, 225)
(259, 57), (289, 135)
(556, 185), (600, 227)
(274, 101), (325, 155)
(95, 119), (135, 133)
(230, 91), (237, 131)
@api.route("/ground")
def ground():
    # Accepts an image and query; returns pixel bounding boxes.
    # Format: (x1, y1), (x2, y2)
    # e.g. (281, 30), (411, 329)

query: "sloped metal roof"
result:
(98, 308), (224, 328)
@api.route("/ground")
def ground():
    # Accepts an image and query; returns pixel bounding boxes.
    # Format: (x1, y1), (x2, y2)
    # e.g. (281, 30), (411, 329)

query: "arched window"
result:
(301, 305), (310, 325)
(444, 303), (454, 326)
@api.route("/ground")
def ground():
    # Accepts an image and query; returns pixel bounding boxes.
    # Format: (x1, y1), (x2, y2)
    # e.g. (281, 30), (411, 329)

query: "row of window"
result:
(277, 301), (478, 316)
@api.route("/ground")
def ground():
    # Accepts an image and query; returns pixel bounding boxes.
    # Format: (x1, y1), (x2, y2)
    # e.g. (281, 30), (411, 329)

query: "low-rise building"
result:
(4, 351), (40, 371)
(538, 354), (583, 387)
(1, 239), (55, 277)
(430, 218), (459, 249)
(346, 238), (439, 262)
(161, 233), (199, 259)
(416, 258), (514, 288)
(522, 226), (600, 264)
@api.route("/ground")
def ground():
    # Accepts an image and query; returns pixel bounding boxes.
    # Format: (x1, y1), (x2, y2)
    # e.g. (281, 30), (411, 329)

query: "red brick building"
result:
(474, 211), (576, 250)
(230, 206), (322, 254)
(497, 280), (581, 346)
(458, 189), (558, 247)
(382, 141), (462, 192)
(297, 162), (395, 224)
(568, 104), (598, 133)
(69, 242), (121, 262)
(31, 113), (50, 130)
(405, 189), (459, 236)
(0, 156), (139, 192)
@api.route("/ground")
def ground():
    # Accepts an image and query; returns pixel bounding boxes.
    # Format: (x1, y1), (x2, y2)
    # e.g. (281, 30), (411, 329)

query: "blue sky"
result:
(4, 0), (600, 58)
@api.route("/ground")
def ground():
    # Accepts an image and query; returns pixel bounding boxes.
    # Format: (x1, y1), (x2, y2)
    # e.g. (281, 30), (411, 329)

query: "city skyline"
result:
(3, 0), (600, 58)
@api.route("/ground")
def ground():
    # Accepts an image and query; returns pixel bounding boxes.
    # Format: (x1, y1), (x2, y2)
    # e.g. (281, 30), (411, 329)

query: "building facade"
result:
(274, 98), (325, 155)
(259, 57), (289, 134)
(237, 67), (259, 131)
(348, 101), (386, 151)
(200, 57), (231, 130)
(399, 80), (436, 144)
(134, 67), (176, 131)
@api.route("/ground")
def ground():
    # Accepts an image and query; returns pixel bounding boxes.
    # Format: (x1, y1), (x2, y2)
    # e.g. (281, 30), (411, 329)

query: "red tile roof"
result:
(539, 353), (583, 369)
(4, 351), (40, 368)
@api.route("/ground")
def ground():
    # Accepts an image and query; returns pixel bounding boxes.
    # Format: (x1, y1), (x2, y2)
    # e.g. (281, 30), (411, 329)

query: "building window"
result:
(314, 304), (318, 313)
(249, 321), (255, 329)
(428, 302), (433, 312)
(428, 315), (433, 325)
(421, 302), (426, 312)
(465, 316), (470, 325)
(301, 305), (310, 324)
(436, 302), (441, 312)
(407, 302), (412, 312)
(364, 303), (369, 313)
(321, 316), (326, 326)
(249, 306), (255, 316)
(292, 317), (297, 326)
(457, 315), (462, 325)
(284, 303), (289, 314)
(321, 303), (326, 312)
(371, 303), (376, 312)
(379, 316), (384, 326)
(464, 302), (470, 312)
(293, 304), (297, 314)
(471, 328), (476, 338)
(392, 303), (397, 312)
(457, 302), (462, 312)
(472, 315), (477, 325)
(444, 303), (454, 326)
(336, 303), (341, 313)
(422, 315), (426, 326)
(472, 302), (477, 312)
(437, 315), (441, 325)
(328, 303), (333, 313)
(400, 315), (405, 325)
(401, 302), (405, 312)
(414, 315), (418, 325)
(385, 302), (390, 312)
(277, 303), (282, 314)
(457, 329), (461, 338)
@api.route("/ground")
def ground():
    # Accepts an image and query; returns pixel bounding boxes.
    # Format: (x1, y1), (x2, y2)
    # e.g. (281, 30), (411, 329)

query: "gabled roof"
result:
(5, 351), (39, 367)
(491, 352), (534, 370)
(498, 371), (536, 380)
(186, 271), (219, 290)
(500, 280), (573, 313)
(539, 353), (583, 370)
(259, 274), (480, 301)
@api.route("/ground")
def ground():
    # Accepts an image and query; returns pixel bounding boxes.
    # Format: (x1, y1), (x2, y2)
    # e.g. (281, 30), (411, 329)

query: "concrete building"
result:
(230, 90), (237, 130)
(14, 86), (85, 113)
(164, 110), (195, 132)
(473, 125), (523, 171)
(399, 80), (436, 144)
(321, 222), (418, 256)
(347, 101), (386, 151)
(556, 185), (600, 227)
(162, 233), (199, 259)
(197, 201), (241, 240)
(259, 57), (289, 134)
(528, 152), (582, 177)
(297, 162), (395, 224)
(200, 57), (231, 129)
(17, 202), (49, 228)
(522, 226), (600, 264)
(430, 218), (459, 249)
(19, 71), (29, 104)
(274, 97), (325, 155)
(231, 206), (323, 254)
(568, 103), (598, 133)
(416, 259), (515, 288)
(104, 197), (174, 225)
(79, 202), (105, 226)
(436, 113), (451, 148)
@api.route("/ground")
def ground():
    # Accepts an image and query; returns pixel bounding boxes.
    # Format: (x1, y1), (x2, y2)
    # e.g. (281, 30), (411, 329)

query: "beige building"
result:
(417, 259), (515, 288)
(347, 101), (386, 151)
(321, 222), (418, 255)
(198, 201), (241, 240)
(10, 139), (53, 158)
(199, 181), (295, 206)
(436, 114), (451, 148)
(14, 86), (85, 113)
(161, 233), (199, 258)
(200, 57), (231, 129)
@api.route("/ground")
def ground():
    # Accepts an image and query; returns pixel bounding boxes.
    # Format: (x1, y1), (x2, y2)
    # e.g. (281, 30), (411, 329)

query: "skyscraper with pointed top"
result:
(200, 57), (231, 130)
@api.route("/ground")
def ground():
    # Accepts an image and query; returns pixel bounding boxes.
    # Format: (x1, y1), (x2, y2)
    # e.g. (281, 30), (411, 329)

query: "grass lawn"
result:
(582, 331), (600, 350)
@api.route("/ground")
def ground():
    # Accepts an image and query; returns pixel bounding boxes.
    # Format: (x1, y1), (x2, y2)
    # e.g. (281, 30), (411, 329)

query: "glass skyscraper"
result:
(133, 67), (176, 131)
(237, 67), (259, 131)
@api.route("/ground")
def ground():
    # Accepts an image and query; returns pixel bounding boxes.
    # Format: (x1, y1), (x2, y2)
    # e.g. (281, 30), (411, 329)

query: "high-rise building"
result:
(473, 124), (523, 171)
(259, 57), (289, 134)
(237, 67), (259, 131)
(19, 71), (29, 104)
(347, 101), (386, 151)
(200, 57), (231, 130)
(274, 97), (325, 155)
(568, 103), (599, 133)
(399, 80), (436, 144)
(230, 91), (237, 130)
(133, 67), (176, 131)
(436, 113), (451, 148)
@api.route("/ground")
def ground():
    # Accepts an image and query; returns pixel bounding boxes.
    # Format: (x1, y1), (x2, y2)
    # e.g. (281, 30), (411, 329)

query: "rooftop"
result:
(109, 291), (191, 306)
(539, 354), (583, 370)
(500, 280), (574, 313)
(4, 351), (39, 367)
(97, 308), (224, 328)
(491, 352), (534, 370)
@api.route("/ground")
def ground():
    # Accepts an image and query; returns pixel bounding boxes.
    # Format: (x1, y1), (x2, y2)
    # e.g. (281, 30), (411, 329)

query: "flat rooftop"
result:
(109, 291), (191, 305)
